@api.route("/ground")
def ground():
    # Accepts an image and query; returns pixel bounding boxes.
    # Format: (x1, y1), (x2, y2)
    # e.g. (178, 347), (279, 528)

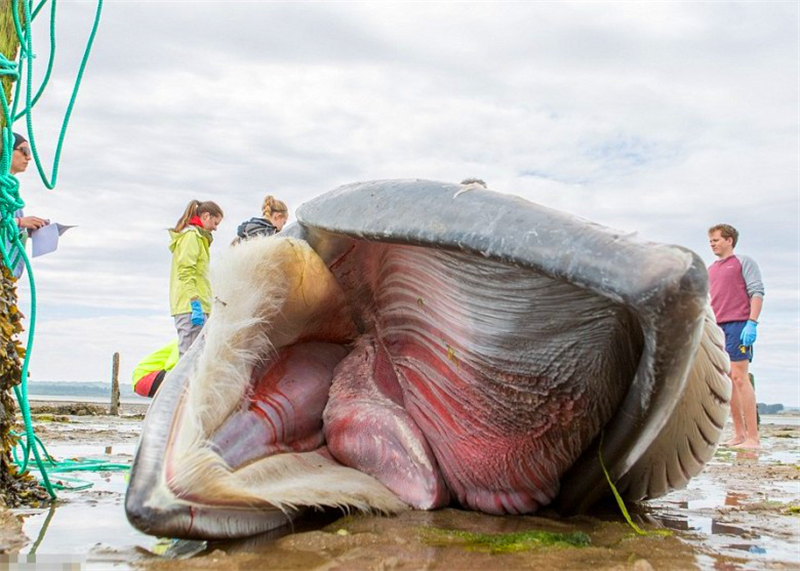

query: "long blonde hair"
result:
(173, 200), (224, 232)
(262, 196), (288, 220)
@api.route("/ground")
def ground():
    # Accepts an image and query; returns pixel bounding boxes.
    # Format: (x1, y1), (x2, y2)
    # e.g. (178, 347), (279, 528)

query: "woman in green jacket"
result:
(170, 200), (223, 355)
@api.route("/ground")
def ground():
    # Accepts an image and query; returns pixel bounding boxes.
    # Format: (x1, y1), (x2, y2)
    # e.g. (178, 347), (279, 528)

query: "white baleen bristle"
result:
(168, 236), (407, 515)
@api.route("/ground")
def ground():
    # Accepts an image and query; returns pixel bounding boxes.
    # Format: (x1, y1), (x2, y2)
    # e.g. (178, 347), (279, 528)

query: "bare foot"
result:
(722, 438), (744, 447)
(732, 439), (760, 450)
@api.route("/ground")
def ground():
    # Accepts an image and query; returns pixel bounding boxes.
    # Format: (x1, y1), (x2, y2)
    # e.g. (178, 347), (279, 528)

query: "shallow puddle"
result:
(16, 462), (149, 569)
(9, 415), (800, 570)
(647, 423), (800, 569)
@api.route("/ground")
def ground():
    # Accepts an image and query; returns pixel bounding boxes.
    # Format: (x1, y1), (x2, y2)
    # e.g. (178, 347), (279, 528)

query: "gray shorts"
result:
(174, 313), (207, 356)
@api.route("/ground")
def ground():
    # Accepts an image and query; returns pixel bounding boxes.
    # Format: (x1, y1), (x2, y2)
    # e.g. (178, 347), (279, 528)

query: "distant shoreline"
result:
(27, 396), (149, 415)
(27, 394), (148, 405)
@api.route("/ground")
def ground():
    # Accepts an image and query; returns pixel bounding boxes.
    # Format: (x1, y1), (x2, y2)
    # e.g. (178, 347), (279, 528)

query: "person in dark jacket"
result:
(235, 195), (288, 243)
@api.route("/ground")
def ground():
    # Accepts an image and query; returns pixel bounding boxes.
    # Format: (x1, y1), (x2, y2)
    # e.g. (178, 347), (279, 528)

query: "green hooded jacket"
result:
(169, 226), (213, 315)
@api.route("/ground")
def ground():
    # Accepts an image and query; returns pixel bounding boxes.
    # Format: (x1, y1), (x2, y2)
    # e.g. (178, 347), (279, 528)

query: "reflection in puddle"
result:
(17, 460), (345, 570)
(772, 481), (800, 496)
(137, 512), (343, 563)
(762, 449), (799, 464)
(651, 507), (795, 566)
(687, 481), (728, 511)
(28, 505), (57, 555)
(652, 514), (755, 539)
(16, 443), (148, 570)
(38, 443), (136, 459)
(654, 514), (711, 534)
(207, 508), (344, 555)
(150, 538), (208, 559)
(726, 543), (768, 555)
(710, 521), (752, 538)
(733, 449), (759, 461)
(724, 492), (748, 507)
(759, 415), (800, 427)
(649, 437), (800, 569)
(716, 440), (800, 467)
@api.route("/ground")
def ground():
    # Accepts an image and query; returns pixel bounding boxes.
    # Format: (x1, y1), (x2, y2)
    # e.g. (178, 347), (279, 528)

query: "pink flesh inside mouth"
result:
(200, 241), (641, 515)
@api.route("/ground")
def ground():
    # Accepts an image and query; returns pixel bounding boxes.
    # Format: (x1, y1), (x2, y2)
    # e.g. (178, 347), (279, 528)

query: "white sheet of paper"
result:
(31, 223), (76, 257)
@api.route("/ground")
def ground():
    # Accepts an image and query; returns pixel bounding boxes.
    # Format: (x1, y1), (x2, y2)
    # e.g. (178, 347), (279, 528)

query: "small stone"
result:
(632, 559), (654, 571)
(336, 529), (349, 536)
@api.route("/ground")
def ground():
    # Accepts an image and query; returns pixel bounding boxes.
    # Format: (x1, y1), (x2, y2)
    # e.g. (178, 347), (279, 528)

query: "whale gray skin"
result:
(126, 179), (729, 539)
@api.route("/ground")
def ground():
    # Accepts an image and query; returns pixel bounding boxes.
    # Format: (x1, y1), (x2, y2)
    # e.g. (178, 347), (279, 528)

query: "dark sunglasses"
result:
(15, 146), (31, 158)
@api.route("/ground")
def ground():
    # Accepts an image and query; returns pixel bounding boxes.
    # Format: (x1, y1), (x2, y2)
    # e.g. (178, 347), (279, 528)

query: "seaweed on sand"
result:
(418, 526), (591, 554)
(0, 266), (48, 507)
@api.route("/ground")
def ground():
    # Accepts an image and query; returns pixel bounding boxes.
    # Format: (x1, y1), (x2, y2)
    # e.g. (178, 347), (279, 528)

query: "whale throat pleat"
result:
(325, 242), (643, 514)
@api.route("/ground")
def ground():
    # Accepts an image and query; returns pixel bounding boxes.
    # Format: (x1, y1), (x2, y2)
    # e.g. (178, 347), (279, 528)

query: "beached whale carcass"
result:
(125, 179), (731, 539)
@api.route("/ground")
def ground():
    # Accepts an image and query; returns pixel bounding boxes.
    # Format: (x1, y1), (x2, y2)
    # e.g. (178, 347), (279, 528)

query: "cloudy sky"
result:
(13, 1), (799, 406)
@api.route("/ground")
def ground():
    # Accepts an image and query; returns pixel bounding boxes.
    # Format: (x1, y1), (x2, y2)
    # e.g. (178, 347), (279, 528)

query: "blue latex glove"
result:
(740, 320), (757, 346)
(190, 299), (206, 327)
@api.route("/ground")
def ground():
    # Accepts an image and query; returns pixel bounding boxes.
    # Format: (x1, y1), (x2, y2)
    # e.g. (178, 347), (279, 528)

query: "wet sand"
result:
(1, 406), (797, 570)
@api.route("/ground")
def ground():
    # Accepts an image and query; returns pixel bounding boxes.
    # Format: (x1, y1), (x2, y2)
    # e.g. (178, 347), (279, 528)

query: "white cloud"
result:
(7, 2), (797, 405)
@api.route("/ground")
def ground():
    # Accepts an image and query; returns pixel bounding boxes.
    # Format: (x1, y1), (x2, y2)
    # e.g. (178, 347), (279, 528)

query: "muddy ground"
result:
(0, 405), (796, 570)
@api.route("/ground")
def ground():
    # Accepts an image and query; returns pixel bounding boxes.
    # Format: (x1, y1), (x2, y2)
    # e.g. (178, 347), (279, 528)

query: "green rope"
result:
(13, 0), (58, 122)
(10, 429), (129, 491)
(0, 0), (104, 500)
(598, 432), (672, 537)
(16, 0), (104, 189)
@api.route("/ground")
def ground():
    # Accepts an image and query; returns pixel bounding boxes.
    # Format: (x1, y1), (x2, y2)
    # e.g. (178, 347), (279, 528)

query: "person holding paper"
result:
(6, 133), (49, 277)
(30, 222), (75, 258)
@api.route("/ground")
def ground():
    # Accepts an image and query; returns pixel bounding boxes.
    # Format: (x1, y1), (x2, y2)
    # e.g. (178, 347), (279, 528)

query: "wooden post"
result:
(110, 352), (120, 416)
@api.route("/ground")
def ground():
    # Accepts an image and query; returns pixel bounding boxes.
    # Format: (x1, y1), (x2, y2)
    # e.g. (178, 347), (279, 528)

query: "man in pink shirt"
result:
(708, 224), (764, 449)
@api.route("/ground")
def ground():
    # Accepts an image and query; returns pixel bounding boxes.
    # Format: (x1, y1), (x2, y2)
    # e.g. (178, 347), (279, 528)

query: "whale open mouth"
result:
(126, 180), (729, 539)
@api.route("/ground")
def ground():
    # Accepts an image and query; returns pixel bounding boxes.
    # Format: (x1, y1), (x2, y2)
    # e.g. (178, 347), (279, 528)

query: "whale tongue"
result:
(324, 335), (450, 510)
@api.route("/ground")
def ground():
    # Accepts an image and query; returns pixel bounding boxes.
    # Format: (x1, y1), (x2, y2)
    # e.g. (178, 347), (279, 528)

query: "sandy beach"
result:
(0, 403), (796, 570)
